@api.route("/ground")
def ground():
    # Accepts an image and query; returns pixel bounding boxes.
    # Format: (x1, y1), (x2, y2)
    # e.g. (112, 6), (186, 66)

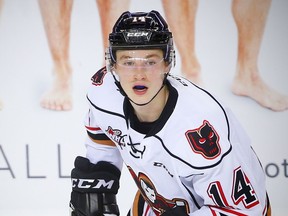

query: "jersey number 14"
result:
(207, 166), (259, 209)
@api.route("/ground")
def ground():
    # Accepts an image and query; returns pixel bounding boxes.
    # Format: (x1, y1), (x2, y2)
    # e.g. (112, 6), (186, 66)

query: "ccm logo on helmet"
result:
(72, 178), (115, 189)
(127, 32), (149, 37)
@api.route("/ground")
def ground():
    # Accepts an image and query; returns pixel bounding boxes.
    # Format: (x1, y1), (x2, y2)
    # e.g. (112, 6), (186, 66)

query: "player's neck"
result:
(132, 86), (169, 123)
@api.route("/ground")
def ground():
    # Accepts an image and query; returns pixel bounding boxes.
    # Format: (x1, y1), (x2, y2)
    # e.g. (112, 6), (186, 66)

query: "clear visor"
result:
(116, 57), (165, 69)
(106, 49), (172, 76)
(119, 49), (164, 64)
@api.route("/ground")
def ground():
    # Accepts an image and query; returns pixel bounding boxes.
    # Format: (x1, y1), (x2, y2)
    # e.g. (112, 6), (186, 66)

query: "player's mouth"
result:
(133, 85), (148, 95)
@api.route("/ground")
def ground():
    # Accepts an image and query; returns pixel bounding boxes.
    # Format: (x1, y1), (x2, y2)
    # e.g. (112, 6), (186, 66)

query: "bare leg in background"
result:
(38, 0), (130, 111)
(38, 0), (73, 111)
(231, 0), (288, 111)
(162, 0), (202, 86)
(163, 0), (288, 111)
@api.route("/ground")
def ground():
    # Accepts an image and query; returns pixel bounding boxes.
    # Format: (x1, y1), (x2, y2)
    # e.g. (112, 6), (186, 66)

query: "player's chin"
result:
(128, 94), (151, 105)
(128, 88), (148, 98)
(130, 96), (147, 104)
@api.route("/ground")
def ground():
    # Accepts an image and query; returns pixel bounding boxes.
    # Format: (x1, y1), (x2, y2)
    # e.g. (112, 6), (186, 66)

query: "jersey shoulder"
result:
(166, 75), (233, 168)
(87, 67), (125, 114)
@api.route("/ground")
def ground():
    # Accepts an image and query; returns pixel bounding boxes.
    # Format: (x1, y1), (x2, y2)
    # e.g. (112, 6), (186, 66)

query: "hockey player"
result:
(69, 10), (271, 216)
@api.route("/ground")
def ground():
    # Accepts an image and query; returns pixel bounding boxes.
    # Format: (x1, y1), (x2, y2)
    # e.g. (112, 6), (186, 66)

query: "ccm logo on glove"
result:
(72, 178), (114, 189)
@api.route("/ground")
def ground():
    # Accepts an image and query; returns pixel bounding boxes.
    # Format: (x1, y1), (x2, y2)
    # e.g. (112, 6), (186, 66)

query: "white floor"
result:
(0, 0), (287, 215)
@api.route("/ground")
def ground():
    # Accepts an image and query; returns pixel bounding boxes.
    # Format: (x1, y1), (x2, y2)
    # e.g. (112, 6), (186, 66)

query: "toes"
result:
(40, 95), (72, 111)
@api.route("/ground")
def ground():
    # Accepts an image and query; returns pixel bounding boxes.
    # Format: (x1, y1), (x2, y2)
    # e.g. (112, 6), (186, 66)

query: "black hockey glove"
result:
(69, 156), (121, 216)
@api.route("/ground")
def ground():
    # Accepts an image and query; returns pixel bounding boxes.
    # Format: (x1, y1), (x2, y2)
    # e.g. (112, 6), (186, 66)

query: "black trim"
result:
(87, 95), (126, 119)
(87, 131), (110, 141)
(154, 134), (232, 170)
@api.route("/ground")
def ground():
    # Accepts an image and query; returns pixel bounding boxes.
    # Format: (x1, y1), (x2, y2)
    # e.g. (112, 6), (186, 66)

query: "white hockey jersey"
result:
(84, 67), (270, 216)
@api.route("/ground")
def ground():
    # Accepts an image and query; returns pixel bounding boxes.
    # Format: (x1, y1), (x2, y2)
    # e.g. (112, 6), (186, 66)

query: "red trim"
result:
(85, 126), (101, 131)
(210, 205), (248, 216)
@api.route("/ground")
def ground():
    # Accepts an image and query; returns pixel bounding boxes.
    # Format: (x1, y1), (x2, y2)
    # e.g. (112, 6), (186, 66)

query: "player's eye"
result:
(122, 60), (135, 66)
(144, 59), (157, 66)
(209, 132), (214, 139)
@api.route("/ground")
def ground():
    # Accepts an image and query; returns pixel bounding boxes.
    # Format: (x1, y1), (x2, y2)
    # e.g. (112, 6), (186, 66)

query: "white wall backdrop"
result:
(0, 0), (287, 215)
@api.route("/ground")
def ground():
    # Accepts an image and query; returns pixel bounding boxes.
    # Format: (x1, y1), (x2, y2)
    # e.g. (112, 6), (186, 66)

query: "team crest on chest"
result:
(185, 120), (221, 159)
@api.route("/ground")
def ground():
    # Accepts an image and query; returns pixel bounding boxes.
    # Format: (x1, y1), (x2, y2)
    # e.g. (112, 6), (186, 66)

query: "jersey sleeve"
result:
(84, 108), (123, 171)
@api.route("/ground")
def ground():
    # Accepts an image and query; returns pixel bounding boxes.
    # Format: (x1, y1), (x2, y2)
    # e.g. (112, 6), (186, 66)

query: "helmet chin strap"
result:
(112, 72), (168, 107)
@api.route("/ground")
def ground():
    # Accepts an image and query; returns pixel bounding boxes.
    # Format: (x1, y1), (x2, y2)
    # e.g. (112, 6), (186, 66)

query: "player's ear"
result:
(164, 62), (172, 74)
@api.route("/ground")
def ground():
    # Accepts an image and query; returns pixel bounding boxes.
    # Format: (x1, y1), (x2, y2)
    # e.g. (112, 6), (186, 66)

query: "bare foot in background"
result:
(40, 65), (72, 111)
(181, 57), (203, 87)
(230, 0), (288, 111)
(232, 75), (288, 111)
